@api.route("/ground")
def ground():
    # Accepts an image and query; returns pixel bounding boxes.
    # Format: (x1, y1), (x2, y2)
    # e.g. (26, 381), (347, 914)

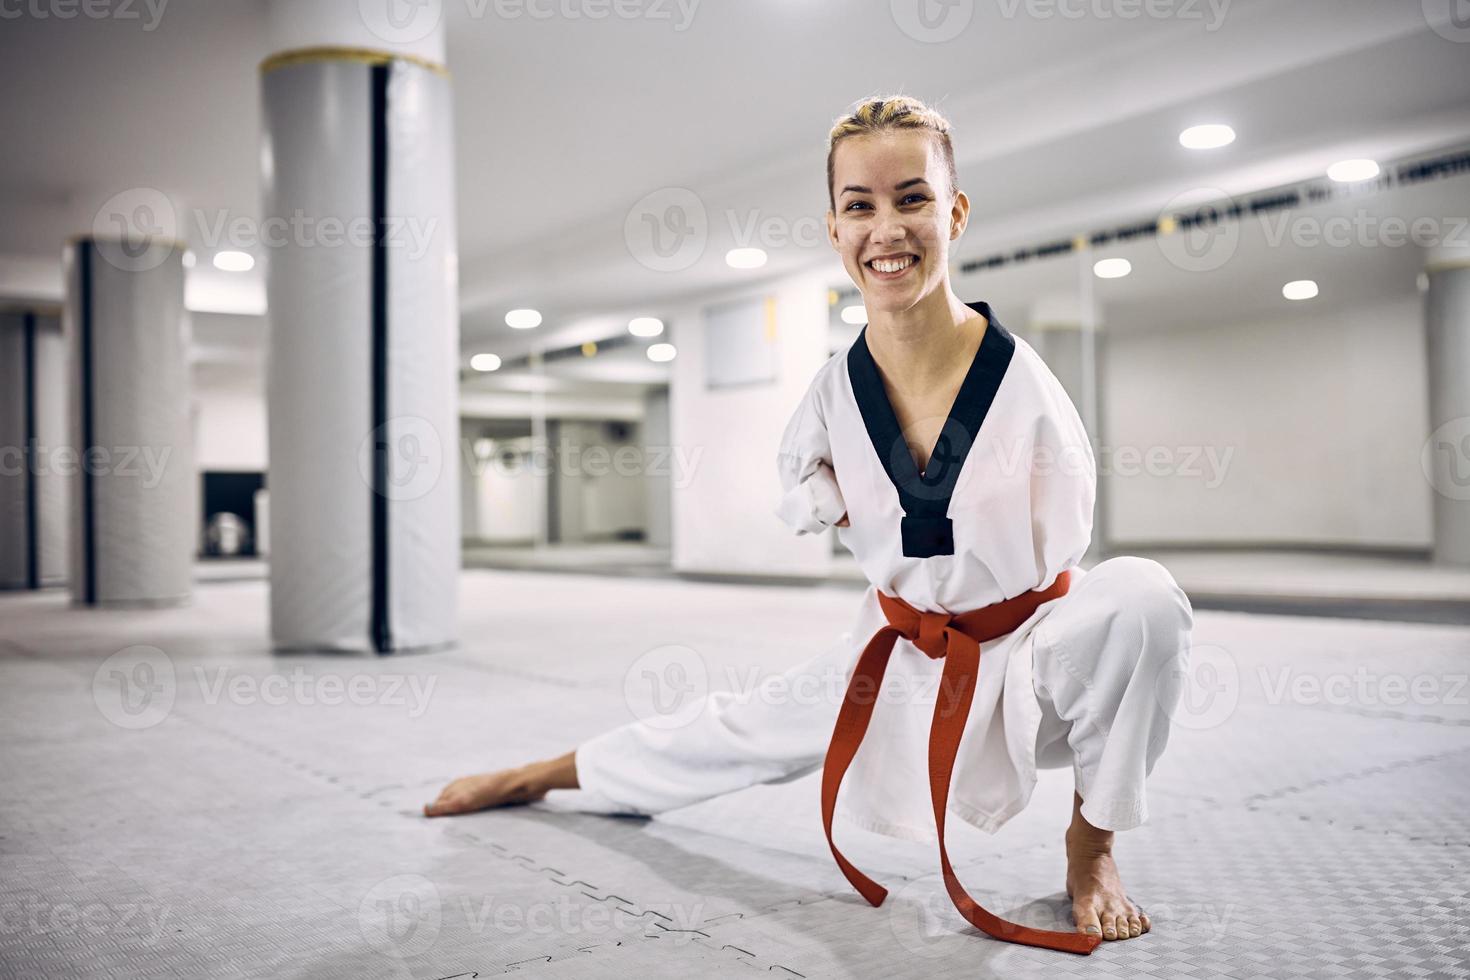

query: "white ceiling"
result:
(2, 0), (1468, 379)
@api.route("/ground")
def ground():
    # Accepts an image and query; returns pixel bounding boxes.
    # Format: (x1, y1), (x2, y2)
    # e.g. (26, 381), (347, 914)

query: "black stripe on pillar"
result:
(78, 244), (97, 604)
(22, 312), (38, 589)
(370, 62), (392, 654)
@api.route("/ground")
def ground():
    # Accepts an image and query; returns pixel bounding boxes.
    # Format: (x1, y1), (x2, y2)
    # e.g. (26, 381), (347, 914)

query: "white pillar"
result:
(63, 239), (193, 606)
(1424, 243), (1470, 566)
(261, 4), (459, 652)
(0, 310), (69, 589)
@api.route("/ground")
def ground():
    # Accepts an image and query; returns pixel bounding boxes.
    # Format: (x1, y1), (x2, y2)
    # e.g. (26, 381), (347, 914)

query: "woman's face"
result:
(826, 130), (968, 314)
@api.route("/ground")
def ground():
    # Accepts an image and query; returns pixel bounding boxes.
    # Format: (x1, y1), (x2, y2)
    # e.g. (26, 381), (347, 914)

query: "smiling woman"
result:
(426, 93), (1195, 957)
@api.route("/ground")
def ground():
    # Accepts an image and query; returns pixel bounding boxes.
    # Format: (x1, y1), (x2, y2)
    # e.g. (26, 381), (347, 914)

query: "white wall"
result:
(192, 377), (268, 471)
(669, 268), (837, 576)
(1102, 294), (1433, 549)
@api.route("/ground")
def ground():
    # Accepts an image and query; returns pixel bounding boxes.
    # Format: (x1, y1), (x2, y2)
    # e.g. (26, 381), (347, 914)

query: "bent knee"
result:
(1090, 556), (1193, 635)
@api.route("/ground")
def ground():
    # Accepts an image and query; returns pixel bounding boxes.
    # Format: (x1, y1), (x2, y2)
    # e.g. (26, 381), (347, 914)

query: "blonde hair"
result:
(826, 94), (958, 213)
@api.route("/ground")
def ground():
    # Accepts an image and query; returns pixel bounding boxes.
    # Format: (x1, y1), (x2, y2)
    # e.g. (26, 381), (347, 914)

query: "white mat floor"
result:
(2, 569), (1468, 978)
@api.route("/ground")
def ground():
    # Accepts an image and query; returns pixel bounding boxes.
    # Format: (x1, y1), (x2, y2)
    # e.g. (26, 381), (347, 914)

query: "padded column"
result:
(261, 49), (459, 653)
(63, 240), (193, 606)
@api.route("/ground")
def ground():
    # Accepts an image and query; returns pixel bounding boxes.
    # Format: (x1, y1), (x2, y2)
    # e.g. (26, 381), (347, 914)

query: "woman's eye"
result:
(846, 195), (928, 212)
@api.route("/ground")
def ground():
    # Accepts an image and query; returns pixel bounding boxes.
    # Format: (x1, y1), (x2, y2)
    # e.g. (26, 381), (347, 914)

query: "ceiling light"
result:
(470, 353), (501, 371)
(1093, 257), (1131, 279)
(1282, 280), (1318, 301)
(647, 343), (676, 363)
(1326, 159), (1379, 183)
(213, 250), (254, 272)
(505, 308), (542, 329)
(1179, 124), (1235, 149)
(725, 248), (767, 269)
(840, 305), (867, 325)
(628, 316), (664, 337)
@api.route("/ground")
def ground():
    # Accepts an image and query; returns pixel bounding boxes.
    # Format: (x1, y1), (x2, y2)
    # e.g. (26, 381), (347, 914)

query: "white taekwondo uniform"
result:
(573, 300), (1195, 841)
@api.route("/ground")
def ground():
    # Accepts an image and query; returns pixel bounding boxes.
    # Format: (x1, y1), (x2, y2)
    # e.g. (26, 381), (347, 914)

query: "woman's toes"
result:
(1127, 914), (1142, 938)
(1140, 911), (1151, 933)
(1074, 905), (1102, 939)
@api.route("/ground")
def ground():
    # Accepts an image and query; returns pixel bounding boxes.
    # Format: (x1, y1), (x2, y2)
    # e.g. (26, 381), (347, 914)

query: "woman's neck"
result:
(864, 289), (986, 394)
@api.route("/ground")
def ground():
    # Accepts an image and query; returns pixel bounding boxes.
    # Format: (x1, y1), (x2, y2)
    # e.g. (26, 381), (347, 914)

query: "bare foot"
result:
(1065, 793), (1150, 941)
(423, 767), (545, 817)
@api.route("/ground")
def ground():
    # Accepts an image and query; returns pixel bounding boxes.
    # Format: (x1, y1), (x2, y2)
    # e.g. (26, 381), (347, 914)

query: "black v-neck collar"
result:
(846, 300), (1016, 558)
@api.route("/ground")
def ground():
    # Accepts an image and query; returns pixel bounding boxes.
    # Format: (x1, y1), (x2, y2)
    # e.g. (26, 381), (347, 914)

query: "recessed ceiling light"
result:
(213, 250), (254, 272)
(628, 316), (664, 337)
(470, 353), (501, 371)
(725, 248), (767, 269)
(1282, 279), (1318, 301)
(1326, 159), (1379, 183)
(840, 305), (866, 325)
(647, 343), (676, 363)
(182, 251), (196, 269)
(505, 308), (541, 329)
(1179, 124), (1235, 149)
(1093, 257), (1131, 279)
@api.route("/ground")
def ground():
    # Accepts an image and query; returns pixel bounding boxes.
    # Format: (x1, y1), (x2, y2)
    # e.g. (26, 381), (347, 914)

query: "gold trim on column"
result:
(260, 46), (449, 77)
(1425, 259), (1470, 274)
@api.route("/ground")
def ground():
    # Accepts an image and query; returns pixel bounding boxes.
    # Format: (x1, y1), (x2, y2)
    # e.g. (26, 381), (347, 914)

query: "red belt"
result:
(820, 569), (1100, 956)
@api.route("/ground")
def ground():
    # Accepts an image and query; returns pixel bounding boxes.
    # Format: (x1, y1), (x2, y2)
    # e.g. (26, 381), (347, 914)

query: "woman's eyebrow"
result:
(840, 177), (931, 196)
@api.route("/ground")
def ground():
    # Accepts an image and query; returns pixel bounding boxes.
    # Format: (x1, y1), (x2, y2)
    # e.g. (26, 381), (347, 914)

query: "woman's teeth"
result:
(869, 256), (915, 274)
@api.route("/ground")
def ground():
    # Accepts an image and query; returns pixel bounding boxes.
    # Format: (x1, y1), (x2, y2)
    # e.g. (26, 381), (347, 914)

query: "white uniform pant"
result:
(573, 556), (1193, 835)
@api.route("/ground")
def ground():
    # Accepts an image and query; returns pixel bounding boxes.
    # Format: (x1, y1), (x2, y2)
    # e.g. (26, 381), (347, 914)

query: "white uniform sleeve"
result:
(1029, 366), (1097, 575)
(773, 378), (848, 535)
